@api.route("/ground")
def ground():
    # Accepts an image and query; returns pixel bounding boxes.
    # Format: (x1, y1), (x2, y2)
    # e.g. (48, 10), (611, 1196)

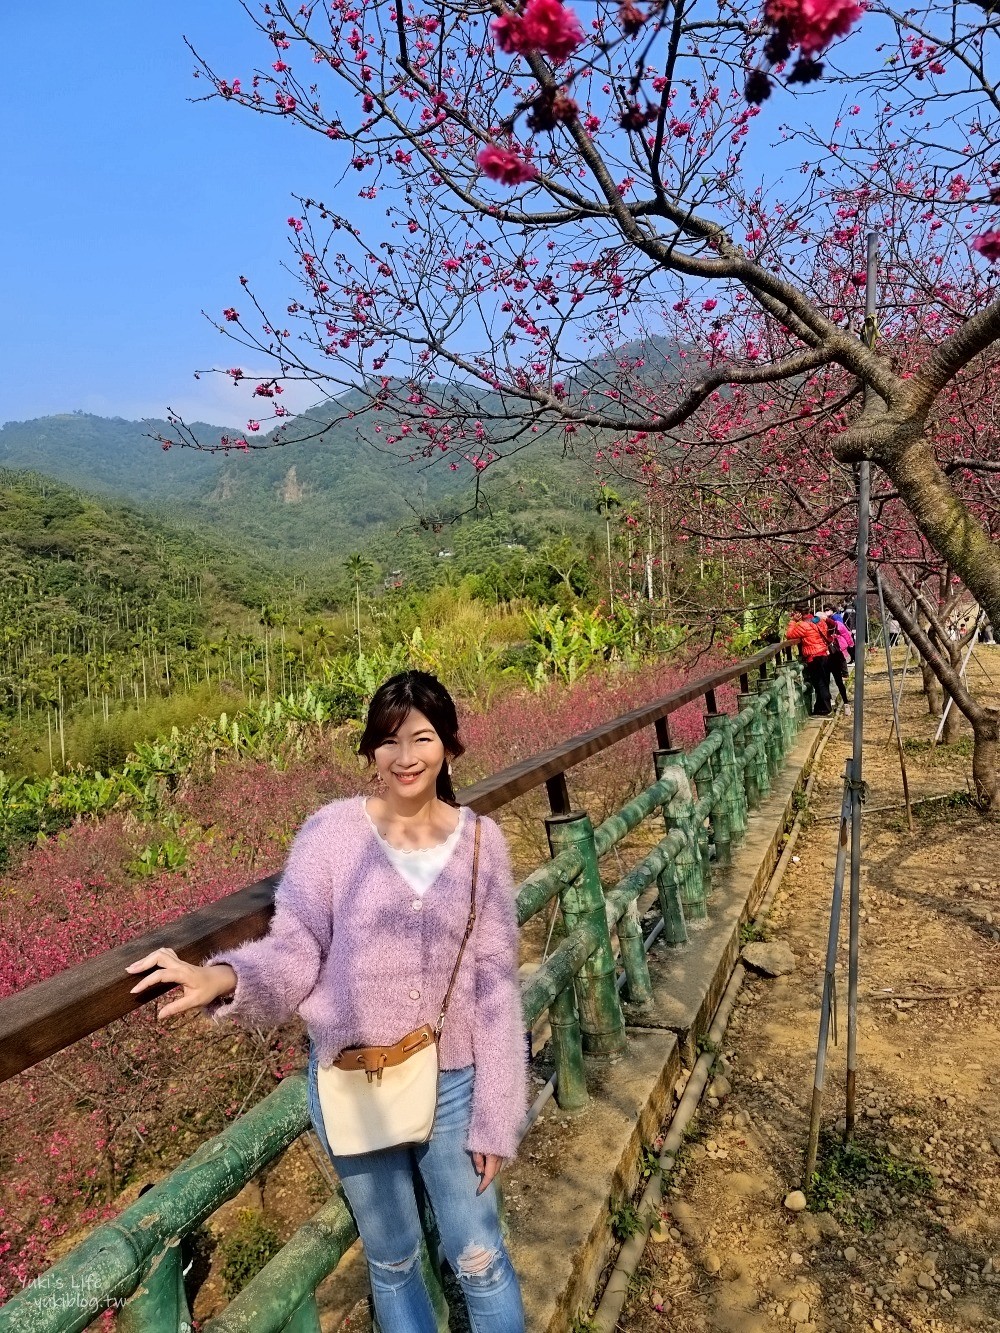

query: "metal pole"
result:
(874, 570), (913, 833)
(805, 761), (853, 1186)
(845, 231), (878, 1142)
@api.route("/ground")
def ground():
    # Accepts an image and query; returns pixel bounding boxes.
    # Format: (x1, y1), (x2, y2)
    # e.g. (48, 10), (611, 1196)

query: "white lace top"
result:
(363, 800), (468, 896)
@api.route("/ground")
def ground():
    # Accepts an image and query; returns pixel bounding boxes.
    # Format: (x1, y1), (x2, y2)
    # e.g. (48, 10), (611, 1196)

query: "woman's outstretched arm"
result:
(126, 811), (332, 1029)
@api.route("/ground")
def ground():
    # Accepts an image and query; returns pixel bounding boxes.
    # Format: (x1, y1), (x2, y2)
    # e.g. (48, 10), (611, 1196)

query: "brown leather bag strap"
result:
(434, 815), (481, 1037)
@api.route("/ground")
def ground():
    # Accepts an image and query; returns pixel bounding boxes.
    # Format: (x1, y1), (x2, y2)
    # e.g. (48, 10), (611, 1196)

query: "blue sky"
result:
(1, 3), (882, 430)
(0, 3), (347, 427)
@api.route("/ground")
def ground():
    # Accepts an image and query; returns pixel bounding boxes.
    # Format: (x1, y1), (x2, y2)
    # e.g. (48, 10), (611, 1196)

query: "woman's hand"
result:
(125, 948), (236, 1021)
(471, 1152), (504, 1196)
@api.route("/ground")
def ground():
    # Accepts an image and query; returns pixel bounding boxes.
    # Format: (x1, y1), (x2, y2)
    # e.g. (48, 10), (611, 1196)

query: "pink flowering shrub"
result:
(459, 655), (737, 871)
(0, 762), (357, 996)
(459, 656), (735, 783)
(0, 760), (359, 1302)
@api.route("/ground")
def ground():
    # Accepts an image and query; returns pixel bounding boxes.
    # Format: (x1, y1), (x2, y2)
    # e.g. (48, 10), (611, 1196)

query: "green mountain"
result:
(0, 412), (227, 503)
(0, 400), (601, 564)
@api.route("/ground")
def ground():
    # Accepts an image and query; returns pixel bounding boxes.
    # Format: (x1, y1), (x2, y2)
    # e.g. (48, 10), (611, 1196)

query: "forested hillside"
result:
(0, 472), (295, 773)
(0, 399), (600, 562)
(0, 413), (227, 502)
(0, 456), (637, 782)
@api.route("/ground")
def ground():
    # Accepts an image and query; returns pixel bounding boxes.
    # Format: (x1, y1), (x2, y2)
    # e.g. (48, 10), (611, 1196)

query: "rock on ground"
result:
(741, 940), (796, 976)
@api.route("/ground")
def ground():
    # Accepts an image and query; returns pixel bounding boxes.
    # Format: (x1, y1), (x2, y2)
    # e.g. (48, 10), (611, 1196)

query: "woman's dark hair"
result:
(358, 670), (465, 804)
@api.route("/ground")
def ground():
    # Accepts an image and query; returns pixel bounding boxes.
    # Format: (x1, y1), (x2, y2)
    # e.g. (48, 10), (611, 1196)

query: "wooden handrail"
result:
(458, 643), (787, 813)
(0, 641), (791, 1081)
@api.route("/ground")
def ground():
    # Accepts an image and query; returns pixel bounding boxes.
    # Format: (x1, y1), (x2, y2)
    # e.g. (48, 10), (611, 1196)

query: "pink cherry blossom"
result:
(764, 0), (864, 58)
(972, 231), (1000, 263)
(618, 1), (647, 37)
(491, 0), (584, 63)
(477, 144), (539, 185)
(287, 216), (304, 232)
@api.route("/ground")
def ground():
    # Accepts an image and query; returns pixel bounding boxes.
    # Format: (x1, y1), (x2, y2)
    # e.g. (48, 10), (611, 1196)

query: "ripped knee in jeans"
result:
(456, 1242), (504, 1285)
(369, 1246), (421, 1283)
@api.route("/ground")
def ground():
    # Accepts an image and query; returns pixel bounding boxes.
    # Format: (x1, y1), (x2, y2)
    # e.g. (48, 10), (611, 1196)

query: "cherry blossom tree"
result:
(167, 1), (1000, 797)
(592, 309), (1000, 795)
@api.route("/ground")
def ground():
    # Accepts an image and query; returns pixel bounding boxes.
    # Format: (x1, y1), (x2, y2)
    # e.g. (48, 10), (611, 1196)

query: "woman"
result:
(126, 670), (527, 1332)
(824, 610), (853, 707)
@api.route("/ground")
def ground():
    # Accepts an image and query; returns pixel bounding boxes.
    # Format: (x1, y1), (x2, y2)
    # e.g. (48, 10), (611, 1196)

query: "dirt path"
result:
(619, 651), (1000, 1333)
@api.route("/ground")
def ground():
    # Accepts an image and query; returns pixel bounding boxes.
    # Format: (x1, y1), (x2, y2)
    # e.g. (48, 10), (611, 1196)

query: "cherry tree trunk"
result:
(940, 644), (968, 744)
(920, 659), (943, 716)
(972, 712), (1000, 813)
(941, 692), (964, 744)
(889, 437), (1000, 647)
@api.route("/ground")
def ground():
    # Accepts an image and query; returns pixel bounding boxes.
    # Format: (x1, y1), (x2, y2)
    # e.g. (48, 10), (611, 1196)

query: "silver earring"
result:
(447, 762), (453, 776)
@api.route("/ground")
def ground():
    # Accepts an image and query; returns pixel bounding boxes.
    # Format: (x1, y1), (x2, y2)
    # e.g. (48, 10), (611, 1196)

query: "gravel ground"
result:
(617, 652), (1000, 1333)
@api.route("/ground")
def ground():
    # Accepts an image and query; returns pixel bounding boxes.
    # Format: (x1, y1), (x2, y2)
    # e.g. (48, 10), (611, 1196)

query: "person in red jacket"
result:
(786, 607), (834, 716)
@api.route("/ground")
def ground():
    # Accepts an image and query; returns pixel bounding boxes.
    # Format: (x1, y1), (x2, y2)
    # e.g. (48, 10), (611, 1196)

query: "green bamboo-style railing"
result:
(0, 646), (807, 1333)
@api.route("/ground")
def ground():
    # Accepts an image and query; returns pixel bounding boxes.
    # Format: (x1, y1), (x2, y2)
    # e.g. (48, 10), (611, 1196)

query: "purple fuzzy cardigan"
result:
(202, 796), (527, 1159)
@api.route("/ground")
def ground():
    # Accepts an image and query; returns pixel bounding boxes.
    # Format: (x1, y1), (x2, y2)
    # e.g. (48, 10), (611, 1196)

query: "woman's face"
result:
(373, 708), (447, 803)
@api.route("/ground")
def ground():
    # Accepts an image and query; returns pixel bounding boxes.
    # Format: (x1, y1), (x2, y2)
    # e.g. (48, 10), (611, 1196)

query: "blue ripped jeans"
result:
(306, 1042), (525, 1333)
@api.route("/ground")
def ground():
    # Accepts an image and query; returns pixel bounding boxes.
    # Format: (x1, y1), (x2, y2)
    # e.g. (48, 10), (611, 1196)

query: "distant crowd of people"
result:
(786, 606), (855, 718)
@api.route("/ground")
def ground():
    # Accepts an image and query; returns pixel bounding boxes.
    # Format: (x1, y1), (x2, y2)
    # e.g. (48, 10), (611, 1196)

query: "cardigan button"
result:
(411, 900), (422, 911)
(409, 989), (420, 1000)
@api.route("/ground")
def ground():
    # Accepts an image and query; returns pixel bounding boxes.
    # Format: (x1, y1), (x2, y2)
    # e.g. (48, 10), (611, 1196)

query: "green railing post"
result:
(118, 1237), (191, 1333)
(738, 693), (770, 804)
(786, 656), (807, 726)
(733, 700), (760, 812)
(698, 723), (732, 867)
(688, 755), (715, 889)
(654, 750), (703, 928)
(705, 713), (747, 844)
(769, 671), (788, 758)
(798, 661), (809, 724)
(549, 982), (589, 1109)
(776, 665), (798, 754)
(756, 677), (783, 779)
(546, 812), (626, 1055)
(615, 897), (654, 1011)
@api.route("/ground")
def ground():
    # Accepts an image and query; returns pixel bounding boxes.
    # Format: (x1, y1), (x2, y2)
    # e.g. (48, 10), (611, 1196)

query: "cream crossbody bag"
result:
(315, 816), (481, 1157)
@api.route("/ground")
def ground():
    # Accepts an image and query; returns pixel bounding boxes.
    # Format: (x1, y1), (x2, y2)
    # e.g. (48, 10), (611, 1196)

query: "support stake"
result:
(845, 229), (878, 1142)
(805, 762), (853, 1187)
